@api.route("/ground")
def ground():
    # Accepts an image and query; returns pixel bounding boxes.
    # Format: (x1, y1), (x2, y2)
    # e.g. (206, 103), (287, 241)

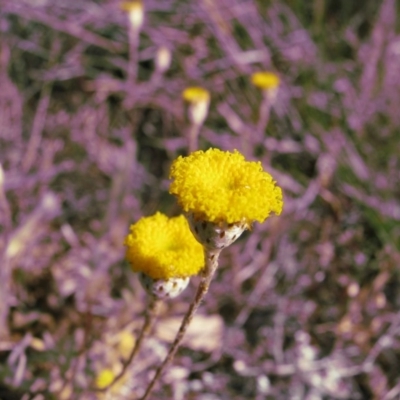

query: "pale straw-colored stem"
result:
(187, 122), (201, 153)
(21, 84), (52, 173)
(255, 91), (272, 142)
(128, 26), (140, 85)
(140, 249), (221, 400)
(0, 165), (11, 338)
(97, 297), (161, 393)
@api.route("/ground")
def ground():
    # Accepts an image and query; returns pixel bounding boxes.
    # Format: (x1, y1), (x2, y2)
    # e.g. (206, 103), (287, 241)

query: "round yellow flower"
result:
(117, 330), (136, 359)
(124, 213), (204, 280)
(95, 369), (115, 389)
(182, 87), (210, 104)
(169, 148), (283, 224)
(120, 0), (143, 13)
(251, 71), (280, 90)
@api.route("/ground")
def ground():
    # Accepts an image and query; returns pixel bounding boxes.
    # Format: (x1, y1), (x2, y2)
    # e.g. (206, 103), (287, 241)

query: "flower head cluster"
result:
(124, 212), (204, 280)
(169, 148), (283, 225)
(251, 71), (280, 91)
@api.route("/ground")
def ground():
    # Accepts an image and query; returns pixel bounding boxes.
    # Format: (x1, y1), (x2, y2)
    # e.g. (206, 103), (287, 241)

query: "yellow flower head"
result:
(120, 0), (143, 13)
(124, 212), (204, 280)
(251, 71), (280, 91)
(117, 330), (136, 359)
(95, 369), (115, 389)
(182, 87), (210, 104)
(169, 148), (283, 224)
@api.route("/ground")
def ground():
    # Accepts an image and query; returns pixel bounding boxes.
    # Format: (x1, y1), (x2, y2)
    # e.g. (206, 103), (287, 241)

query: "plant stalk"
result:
(98, 297), (161, 392)
(140, 249), (221, 400)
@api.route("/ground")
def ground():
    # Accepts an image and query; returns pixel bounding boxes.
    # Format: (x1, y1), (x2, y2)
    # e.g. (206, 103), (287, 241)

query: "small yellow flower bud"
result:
(251, 71), (280, 91)
(182, 86), (210, 103)
(182, 86), (210, 126)
(121, 1), (144, 30)
(117, 330), (136, 359)
(95, 369), (115, 389)
(251, 71), (280, 102)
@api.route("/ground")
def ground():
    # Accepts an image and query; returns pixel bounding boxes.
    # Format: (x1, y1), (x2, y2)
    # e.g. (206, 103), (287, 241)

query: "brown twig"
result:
(255, 91), (273, 143)
(140, 249), (221, 400)
(96, 297), (161, 393)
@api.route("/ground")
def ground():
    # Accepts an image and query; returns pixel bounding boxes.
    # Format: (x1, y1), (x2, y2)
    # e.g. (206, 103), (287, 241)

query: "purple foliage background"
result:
(1, 0), (400, 399)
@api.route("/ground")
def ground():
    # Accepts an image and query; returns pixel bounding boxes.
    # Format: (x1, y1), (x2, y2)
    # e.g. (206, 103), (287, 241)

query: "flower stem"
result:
(188, 122), (201, 153)
(140, 249), (221, 400)
(0, 164), (11, 339)
(256, 92), (272, 142)
(97, 297), (161, 393)
(128, 26), (140, 86)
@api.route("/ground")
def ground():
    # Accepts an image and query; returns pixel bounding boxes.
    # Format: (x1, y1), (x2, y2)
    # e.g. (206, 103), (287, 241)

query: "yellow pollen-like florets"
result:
(169, 148), (283, 224)
(124, 212), (204, 280)
(120, 0), (143, 13)
(251, 71), (280, 90)
(96, 369), (115, 389)
(182, 86), (210, 104)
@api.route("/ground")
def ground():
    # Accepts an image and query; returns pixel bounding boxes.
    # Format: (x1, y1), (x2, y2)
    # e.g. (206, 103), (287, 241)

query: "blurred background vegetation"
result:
(1, 0), (400, 399)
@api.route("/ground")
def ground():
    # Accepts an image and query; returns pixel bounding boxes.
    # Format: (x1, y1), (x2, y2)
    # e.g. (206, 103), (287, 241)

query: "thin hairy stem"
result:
(0, 166), (12, 337)
(255, 92), (272, 142)
(140, 249), (221, 400)
(128, 26), (140, 86)
(97, 297), (161, 393)
(188, 122), (201, 153)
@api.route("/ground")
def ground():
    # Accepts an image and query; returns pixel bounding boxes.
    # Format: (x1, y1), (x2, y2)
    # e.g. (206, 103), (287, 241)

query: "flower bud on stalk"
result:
(124, 212), (204, 298)
(139, 148), (283, 400)
(121, 0), (144, 31)
(181, 86), (210, 152)
(251, 71), (280, 102)
(182, 86), (210, 126)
